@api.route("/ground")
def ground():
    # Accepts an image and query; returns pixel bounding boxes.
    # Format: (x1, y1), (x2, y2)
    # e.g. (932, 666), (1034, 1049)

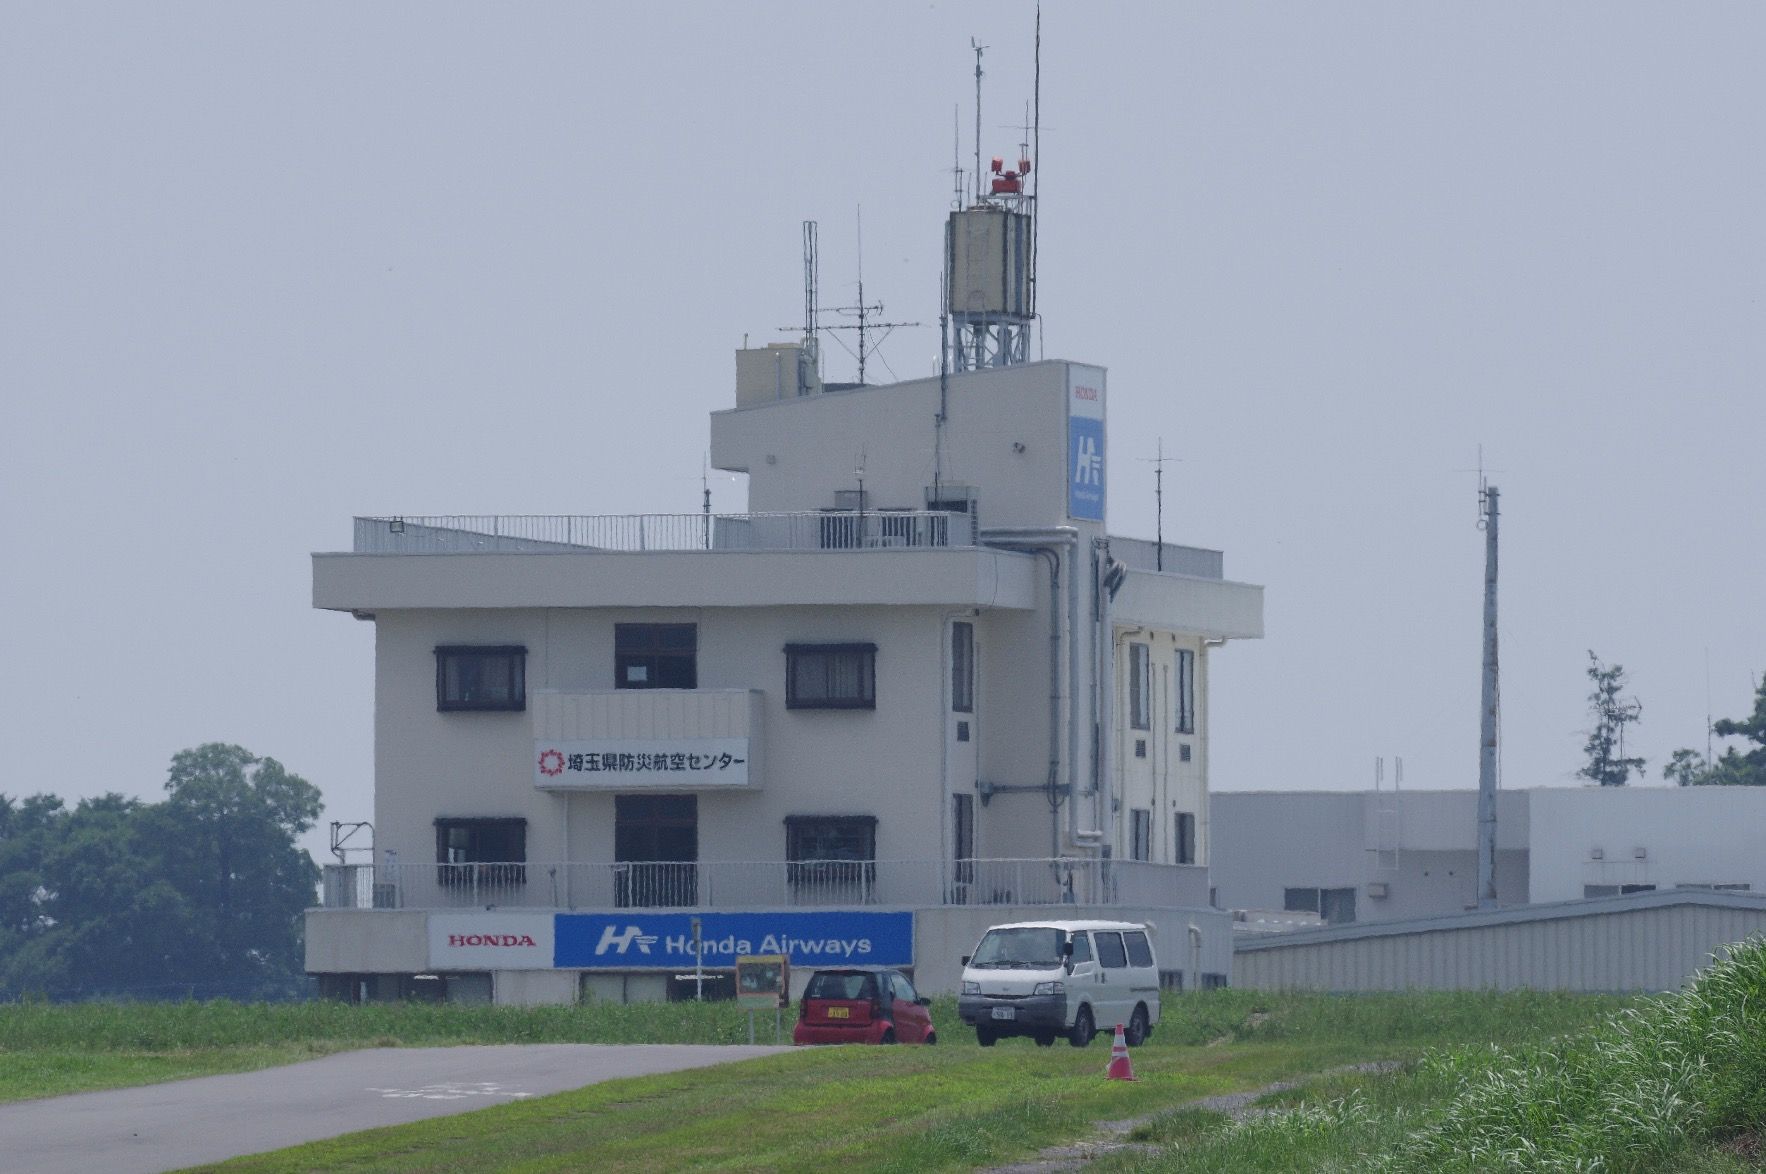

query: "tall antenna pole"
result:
(1476, 483), (1501, 910)
(855, 207), (868, 384)
(971, 38), (986, 204)
(1139, 440), (1179, 571)
(1031, 2), (1041, 332)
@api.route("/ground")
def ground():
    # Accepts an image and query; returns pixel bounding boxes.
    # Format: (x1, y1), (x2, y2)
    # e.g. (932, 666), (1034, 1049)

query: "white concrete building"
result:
(306, 354), (1263, 1004)
(1212, 787), (1766, 927)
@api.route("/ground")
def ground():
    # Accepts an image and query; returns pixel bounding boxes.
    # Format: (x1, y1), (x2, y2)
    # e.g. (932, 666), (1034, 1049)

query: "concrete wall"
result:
(371, 604), (975, 873)
(1234, 893), (1766, 992)
(1211, 790), (1532, 922)
(710, 362), (1082, 532)
(1113, 628), (1211, 868)
(1527, 787), (1766, 902)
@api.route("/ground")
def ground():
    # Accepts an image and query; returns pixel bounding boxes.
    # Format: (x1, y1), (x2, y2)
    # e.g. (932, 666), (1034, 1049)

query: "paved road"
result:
(0, 1043), (793, 1174)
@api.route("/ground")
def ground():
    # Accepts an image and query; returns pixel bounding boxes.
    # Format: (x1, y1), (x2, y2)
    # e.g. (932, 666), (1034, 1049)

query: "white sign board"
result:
(534, 738), (752, 789)
(429, 913), (556, 970)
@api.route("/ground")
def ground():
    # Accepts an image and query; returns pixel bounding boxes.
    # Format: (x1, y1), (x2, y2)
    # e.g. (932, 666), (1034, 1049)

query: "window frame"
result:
(433, 816), (527, 887)
(1128, 642), (1151, 730)
(785, 642), (878, 710)
(434, 645), (527, 712)
(1175, 648), (1196, 735)
(950, 621), (974, 713)
(615, 623), (698, 690)
(1175, 811), (1196, 865)
(784, 814), (878, 898)
(1130, 807), (1152, 862)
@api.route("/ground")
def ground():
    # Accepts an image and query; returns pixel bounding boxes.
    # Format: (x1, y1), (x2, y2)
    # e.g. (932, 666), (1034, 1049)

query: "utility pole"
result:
(1476, 484), (1500, 910)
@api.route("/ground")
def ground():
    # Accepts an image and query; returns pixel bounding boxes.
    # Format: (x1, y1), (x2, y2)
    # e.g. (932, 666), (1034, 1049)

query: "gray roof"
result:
(1234, 888), (1766, 952)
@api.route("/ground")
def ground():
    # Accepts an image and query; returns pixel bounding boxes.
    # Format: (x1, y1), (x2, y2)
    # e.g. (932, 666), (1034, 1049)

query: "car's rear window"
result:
(805, 972), (876, 1000)
(1125, 931), (1154, 968)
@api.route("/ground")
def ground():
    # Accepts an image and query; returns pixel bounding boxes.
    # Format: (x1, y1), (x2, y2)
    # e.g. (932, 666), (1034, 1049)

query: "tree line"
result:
(1579, 654), (1766, 788)
(0, 743), (320, 1000)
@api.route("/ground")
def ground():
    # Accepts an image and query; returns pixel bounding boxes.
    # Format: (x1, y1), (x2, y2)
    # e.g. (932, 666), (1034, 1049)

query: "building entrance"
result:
(614, 794), (698, 907)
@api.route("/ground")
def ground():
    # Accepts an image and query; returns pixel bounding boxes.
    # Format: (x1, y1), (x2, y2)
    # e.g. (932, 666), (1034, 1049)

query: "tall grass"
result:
(1385, 936), (1766, 1171)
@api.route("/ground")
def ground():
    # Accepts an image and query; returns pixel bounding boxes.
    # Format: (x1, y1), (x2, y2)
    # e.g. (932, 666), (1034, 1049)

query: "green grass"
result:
(1095, 938), (1766, 1173)
(117, 988), (1612, 1173)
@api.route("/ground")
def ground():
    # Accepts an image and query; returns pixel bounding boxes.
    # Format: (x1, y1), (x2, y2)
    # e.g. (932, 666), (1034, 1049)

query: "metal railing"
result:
(352, 511), (978, 555)
(319, 857), (1210, 912)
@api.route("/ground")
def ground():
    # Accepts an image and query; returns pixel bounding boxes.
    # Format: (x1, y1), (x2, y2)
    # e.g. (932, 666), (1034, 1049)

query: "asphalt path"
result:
(0, 1043), (793, 1174)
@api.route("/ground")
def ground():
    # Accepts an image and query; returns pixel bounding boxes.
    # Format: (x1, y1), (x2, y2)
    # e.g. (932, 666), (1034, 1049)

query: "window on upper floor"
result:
(434, 817), (527, 887)
(1175, 811), (1196, 865)
(951, 622), (974, 713)
(616, 623), (697, 689)
(1175, 648), (1196, 734)
(435, 646), (526, 711)
(1130, 808), (1152, 861)
(785, 814), (877, 900)
(786, 643), (877, 709)
(1129, 642), (1151, 730)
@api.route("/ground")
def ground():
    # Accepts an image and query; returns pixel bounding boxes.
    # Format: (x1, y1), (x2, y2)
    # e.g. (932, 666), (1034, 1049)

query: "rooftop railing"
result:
(319, 857), (1210, 912)
(353, 511), (978, 555)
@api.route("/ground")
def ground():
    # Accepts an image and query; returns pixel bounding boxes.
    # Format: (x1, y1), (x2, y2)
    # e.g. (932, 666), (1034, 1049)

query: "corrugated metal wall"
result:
(1235, 903), (1766, 992)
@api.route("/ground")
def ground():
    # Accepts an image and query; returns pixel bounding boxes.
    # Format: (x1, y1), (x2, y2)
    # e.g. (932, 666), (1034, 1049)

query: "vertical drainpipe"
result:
(1094, 539), (1116, 846)
(977, 527), (1079, 857)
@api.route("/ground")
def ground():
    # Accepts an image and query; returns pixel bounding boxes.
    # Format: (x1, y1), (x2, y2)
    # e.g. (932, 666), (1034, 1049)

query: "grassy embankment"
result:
(1101, 937), (1766, 1172)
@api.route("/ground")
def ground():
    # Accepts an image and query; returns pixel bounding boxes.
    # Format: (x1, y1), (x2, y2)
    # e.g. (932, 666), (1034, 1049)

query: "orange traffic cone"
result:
(1105, 1023), (1135, 1081)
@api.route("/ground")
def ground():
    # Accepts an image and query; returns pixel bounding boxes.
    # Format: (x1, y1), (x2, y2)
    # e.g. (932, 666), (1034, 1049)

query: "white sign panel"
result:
(534, 738), (751, 789)
(429, 913), (556, 970)
(1067, 365), (1106, 522)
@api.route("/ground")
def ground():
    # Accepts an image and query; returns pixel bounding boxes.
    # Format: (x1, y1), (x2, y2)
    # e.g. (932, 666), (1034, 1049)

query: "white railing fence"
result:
(320, 857), (1209, 912)
(352, 511), (977, 555)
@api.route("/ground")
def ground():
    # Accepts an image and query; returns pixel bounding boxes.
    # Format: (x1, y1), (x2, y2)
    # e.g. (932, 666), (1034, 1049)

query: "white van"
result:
(956, 919), (1161, 1048)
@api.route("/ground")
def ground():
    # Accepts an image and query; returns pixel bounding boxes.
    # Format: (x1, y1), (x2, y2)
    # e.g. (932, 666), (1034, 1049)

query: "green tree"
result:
(1578, 651), (1644, 787)
(1666, 675), (1766, 787)
(0, 744), (322, 999)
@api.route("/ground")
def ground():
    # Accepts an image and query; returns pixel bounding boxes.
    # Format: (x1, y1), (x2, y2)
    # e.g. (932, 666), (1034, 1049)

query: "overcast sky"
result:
(4, 3), (1762, 865)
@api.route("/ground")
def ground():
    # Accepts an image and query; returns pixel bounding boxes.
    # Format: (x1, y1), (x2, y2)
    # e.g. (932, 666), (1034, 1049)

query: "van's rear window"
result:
(1125, 931), (1153, 967)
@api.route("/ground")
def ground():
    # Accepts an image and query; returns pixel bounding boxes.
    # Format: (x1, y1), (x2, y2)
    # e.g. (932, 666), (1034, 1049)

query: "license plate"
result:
(990, 1007), (1016, 1020)
(827, 1006), (849, 1019)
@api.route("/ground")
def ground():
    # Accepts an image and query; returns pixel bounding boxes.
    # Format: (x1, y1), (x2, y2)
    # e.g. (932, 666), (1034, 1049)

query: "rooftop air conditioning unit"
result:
(1367, 881), (1389, 899)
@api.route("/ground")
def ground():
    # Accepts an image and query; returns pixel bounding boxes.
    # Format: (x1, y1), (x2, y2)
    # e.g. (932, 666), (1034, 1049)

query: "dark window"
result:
(616, 624), (697, 689)
(1285, 886), (1357, 924)
(614, 794), (697, 907)
(1095, 931), (1128, 968)
(805, 971), (876, 1001)
(1130, 808), (1152, 862)
(786, 643), (877, 709)
(1175, 649), (1196, 734)
(1620, 883), (1656, 895)
(953, 793), (974, 889)
(1124, 931), (1154, 968)
(1129, 643), (1151, 729)
(1179, 743), (1193, 763)
(1321, 888), (1357, 924)
(1175, 812), (1196, 865)
(785, 815), (876, 901)
(951, 622), (974, 713)
(435, 646), (526, 711)
(1068, 931), (1092, 964)
(434, 817), (526, 887)
(1583, 884), (1620, 898)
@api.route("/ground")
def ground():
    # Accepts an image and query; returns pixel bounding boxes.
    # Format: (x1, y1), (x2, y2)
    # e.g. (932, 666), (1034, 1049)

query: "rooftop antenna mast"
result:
(945, 22), (1035, 371)
(802, 220), (819, 377)
(1138, 439), (1180, 570)
(797, 207), (919, 385)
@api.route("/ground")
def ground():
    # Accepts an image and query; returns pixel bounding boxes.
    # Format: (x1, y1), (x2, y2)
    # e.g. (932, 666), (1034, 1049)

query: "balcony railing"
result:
(353, 511), (978, 555)
(319, 857), (1210, 912)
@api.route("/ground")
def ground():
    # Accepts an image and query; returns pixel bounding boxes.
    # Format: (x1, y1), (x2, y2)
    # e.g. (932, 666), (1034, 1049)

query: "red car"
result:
(792, 968), (936, 1045)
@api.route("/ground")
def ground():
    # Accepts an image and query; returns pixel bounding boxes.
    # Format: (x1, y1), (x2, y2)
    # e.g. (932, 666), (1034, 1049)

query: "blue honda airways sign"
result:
(555, 910), (914, 970)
